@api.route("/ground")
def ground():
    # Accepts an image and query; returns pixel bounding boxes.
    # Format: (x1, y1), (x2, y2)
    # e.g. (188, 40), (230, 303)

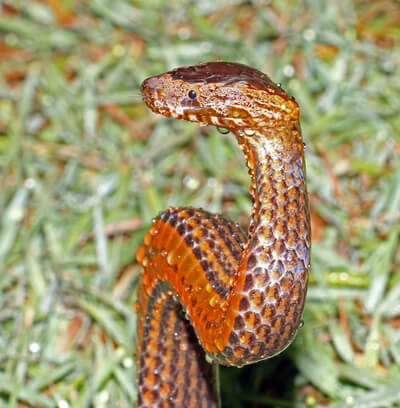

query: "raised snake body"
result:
(137, 62), (311, 407)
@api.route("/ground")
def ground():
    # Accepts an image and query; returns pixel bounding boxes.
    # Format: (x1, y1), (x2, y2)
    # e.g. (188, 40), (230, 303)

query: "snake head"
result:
(141, 62), (299, 129)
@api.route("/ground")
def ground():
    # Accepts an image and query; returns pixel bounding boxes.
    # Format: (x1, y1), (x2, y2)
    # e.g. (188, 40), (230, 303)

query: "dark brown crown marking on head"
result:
(169, 62), (287, 95)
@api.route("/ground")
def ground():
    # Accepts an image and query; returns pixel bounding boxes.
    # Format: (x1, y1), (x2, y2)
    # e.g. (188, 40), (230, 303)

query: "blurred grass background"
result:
(0, 0), (400, 407)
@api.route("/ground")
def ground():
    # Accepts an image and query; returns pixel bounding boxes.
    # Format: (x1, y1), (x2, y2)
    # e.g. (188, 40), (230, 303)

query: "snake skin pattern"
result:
(136, 62), (311, 407)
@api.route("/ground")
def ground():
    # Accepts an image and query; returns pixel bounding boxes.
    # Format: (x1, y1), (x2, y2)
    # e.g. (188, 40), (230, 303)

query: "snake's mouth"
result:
(142, 87), (253, 128)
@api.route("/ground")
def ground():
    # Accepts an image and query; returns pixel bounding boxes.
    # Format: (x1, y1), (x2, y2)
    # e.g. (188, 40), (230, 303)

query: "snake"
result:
(136, 62), (311, 407)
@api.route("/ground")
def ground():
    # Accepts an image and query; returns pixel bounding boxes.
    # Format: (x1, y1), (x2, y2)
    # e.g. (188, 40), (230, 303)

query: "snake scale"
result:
(136, 62), (311, 407)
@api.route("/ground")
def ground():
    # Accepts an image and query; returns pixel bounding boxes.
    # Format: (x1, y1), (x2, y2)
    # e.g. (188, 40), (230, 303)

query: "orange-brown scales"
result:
(137, 62), (311, 408)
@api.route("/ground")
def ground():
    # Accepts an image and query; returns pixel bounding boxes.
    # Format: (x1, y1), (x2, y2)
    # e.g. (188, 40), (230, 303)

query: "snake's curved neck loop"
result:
(208, 125), (310, 366)
(237, 123), (309, 271)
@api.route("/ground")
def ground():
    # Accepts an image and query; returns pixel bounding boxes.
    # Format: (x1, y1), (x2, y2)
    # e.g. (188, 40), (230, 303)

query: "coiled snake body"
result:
(137, 62), (311, 407)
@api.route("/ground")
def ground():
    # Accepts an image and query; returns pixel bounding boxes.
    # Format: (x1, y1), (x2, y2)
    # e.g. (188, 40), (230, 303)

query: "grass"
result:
(0, 0), (399, 407)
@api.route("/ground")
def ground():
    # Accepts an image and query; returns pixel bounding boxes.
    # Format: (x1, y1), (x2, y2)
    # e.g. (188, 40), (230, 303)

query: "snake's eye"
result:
(188, 90), (197, 99)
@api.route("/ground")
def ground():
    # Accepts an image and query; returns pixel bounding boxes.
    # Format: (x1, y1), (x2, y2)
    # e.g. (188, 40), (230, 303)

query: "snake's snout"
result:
(141, 76), (160, 94)
(140, 76), (159, 108)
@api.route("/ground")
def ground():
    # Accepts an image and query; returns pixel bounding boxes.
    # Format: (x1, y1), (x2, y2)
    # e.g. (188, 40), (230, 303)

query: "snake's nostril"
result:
(141, 76), (161, 94)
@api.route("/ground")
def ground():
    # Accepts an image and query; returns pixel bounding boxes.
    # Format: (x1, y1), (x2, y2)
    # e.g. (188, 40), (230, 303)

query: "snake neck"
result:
(233, 124), (310, 282)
